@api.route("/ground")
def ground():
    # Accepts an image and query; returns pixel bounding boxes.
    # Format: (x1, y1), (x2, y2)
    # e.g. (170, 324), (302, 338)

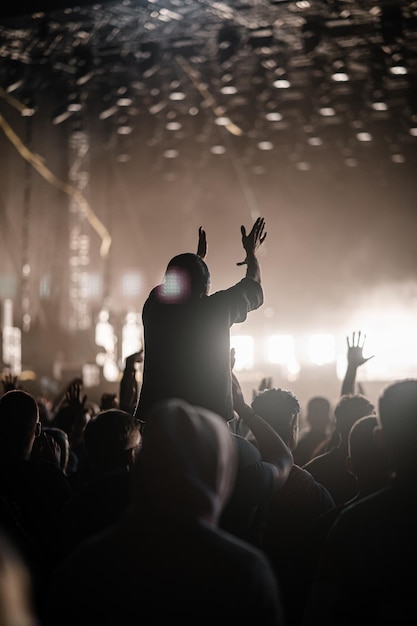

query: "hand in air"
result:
(346, 331), (374, 369)
(197, 226), (207, 259)
(237, 217), (267, 266)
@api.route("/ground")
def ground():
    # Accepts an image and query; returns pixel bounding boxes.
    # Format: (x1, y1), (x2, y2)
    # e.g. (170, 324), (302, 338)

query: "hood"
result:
(132, 398), (237, 525)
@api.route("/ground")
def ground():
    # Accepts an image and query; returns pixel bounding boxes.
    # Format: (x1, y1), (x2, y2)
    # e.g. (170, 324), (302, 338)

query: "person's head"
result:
(100, 393), (119, 411)
(158, 253), (211, 302)
(83, 409), (141, 473)
(305, 396), (332, 433)
(0, 390), (41, 461)
(251, 388), (301, 449)
(346, 415), (389, 493)
(333, 394), (375, 442)
(375, 379), (417, 479)
(132, 398), (237, 525)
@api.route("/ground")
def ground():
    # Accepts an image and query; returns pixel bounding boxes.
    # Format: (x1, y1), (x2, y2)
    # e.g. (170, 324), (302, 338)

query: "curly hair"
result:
(334, 394), (375, 436)
(251, 388), (300, 440)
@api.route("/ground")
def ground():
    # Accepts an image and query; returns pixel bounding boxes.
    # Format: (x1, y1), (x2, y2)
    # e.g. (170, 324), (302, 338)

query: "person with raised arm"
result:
(341, 330), (374, 397)
(135, 217), (267, 425)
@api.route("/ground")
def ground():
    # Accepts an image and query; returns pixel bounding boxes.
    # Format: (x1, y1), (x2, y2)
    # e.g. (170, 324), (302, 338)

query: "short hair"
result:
(83, 409), (140, 471)
(160, 253), (210, 301)
(378, 379), (417, 459)
(334, 394), (375, 437)
(305, 396), (332, 429)
(251, 388), (300, 440)
(0, 390), (39, 449)
(306, 396), (331, 416)
(348, 415), (379, 468)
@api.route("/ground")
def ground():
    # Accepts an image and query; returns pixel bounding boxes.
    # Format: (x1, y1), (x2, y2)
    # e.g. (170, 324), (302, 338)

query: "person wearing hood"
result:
(42, 398), (286, 626)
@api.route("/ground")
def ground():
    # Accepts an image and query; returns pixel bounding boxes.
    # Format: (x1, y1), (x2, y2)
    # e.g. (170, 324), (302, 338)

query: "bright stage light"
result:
(308, 334), (336, 365)
(122, 312), (142, 362)
(337, 316), (417, 381)
(267, 334), (295, 364)
(266, 334), (300, 380)
(230, 335), (254, 371)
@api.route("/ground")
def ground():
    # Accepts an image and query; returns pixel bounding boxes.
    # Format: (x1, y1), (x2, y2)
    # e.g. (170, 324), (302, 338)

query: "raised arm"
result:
(341, 331), (374, 396)
(232, 369), (293, 492)
(196, 226), (207, 259)
(236, 217), (267, 283)
(119, 350), (143, 414)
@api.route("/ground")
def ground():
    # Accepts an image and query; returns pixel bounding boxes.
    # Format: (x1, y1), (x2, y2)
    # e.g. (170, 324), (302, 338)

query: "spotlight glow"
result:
(231, 335), (254, 371)
(308, 334), (336, 365)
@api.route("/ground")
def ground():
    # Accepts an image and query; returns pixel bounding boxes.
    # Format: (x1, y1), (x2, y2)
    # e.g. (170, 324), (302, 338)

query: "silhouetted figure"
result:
(118, 350), (144, 414)
(0, 389), (72, 614)
(303, 379), (417, 625)
(50, 378), (91, 476)
(220, 371), (294, 546)
(297, 414), (390, 623)
(59, 409), (141, 555)
(293, 396), (333, 467)
(135, 218), (267, 424)
(43, 398), (286, 626)
(249, 388), (335, 626)
(340, 330), (374, 397)
(302, 332), (375, 504)
(306, 330), (374, 460)
(303, 393), (375, 504)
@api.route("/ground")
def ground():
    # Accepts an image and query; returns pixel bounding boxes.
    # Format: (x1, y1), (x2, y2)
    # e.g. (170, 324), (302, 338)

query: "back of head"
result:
(378, 379), (417, 475)
(83, 409), (141, 473)
(334, 394), (375, 440)
(133, 398), (236, 525)
(251, 388), (300, 443)
(348, 415), (386, 477)
(159, 253), (210, 302)
(305, 396), (331, 432)
(0, 390), (39, 459)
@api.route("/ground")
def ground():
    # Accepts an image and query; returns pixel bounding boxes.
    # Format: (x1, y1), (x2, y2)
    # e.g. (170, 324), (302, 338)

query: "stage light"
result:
(82, 363), (100, 387)
(308, 334), (336, 366)
(319, 107), (336, 117)
(266, 334), (300, 380)
(210, 145), (226, 154)
(122, 312), (142, 363)
(121, 272), (142, 297)
(95, 309), (116, 353)
(220, 86), (237, 95)
(267, 334), (295, 365)
(103, 356), (120, 383)
(265, 112), (283, 121)
(340, 311), (417, 381)
(258, 141), (274, 150)
(230, 335), (254, 371)
(356, 132), (373, 142)
(52, 107), (73, 125)
(273, 79), (291, 89)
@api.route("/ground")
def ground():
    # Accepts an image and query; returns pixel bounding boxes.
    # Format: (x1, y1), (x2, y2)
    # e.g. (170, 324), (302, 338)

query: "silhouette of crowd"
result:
(0, 219), (415, 626)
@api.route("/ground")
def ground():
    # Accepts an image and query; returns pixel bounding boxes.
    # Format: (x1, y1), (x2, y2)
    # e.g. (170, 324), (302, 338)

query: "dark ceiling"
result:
(0, 0), (416, 167)
(0, 1), (417, 342)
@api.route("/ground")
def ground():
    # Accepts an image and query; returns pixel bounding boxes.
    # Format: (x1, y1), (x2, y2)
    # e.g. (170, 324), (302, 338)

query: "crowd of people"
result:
(0, 217), (416, 625)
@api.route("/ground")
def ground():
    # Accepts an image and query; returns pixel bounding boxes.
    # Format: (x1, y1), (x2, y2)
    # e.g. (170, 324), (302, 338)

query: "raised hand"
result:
(1, 372), (18, 394)
(346, 331), (374, 369)
(125, 350), (144, 370)
(197, 226), (207, 259)
(341, 331), (374, 396)
(65, 378), (88, 414)
(253, 376), (273, 400)
(237, 217), (267, 266)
